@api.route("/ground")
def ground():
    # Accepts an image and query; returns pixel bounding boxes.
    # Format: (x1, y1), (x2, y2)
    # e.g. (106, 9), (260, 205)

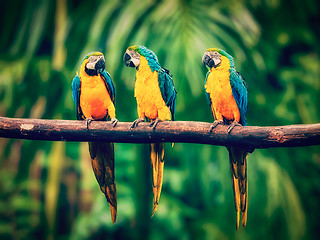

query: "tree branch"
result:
(0, 117), (319, 149)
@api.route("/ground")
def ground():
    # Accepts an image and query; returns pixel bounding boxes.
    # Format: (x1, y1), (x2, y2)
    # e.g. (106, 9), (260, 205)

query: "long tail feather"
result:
(242, 188), (248, 227)
(151, 142), (165, 217)
(239, 151), (248, 227)
(228, 147), (248, 229)
(230, 159), (240, 230)
(89, 142), (117, 223)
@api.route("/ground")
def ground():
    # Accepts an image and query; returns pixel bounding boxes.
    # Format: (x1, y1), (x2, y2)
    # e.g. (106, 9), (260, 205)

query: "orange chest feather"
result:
(134, 57), (167, 120)
(205, 68), (240, 122)
(80, 74), (113, 119)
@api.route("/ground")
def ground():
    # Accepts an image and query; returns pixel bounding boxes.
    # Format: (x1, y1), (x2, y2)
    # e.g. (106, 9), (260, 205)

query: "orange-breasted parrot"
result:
(123, 45), (177, 216)
(202, 48), (248, 229)
(71, 52), (118, 223)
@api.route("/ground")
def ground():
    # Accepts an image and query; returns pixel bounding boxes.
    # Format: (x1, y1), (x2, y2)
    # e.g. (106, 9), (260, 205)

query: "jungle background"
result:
(0, 0), (319, 239)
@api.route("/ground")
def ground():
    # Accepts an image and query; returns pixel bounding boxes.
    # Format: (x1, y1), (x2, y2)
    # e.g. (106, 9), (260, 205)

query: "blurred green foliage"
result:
(0, 0), (319, 239)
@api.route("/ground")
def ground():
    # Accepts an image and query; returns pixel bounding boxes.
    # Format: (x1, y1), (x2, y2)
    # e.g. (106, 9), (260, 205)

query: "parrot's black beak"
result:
(95, 58), (105, 73)
(202, 53), (214, 69)
(124, 52), (135, 68)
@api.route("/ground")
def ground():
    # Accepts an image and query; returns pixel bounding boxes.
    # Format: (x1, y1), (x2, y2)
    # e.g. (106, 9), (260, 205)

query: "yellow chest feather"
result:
(134, 57), (170, 121)
(205, 56), (240, 122)
(80, 74), (113, 119)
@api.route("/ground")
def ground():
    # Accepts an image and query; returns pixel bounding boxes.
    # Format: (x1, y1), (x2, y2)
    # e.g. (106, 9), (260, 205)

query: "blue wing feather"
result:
(158, 68), (177, 120)
(71, 75), (84, 120)
(204, 71), (212, 107)
(72, 75), (80, 106)
(100, 70), (116, 104)
(229, 69), (248, 126)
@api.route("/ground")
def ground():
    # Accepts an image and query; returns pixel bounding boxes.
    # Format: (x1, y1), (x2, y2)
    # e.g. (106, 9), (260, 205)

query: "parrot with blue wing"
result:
(202, 48), (248, 229)
(72, 52), (118, 223)
(123, 45), (177, 216)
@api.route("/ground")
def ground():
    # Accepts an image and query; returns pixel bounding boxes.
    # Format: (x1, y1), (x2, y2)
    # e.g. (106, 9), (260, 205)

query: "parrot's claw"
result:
(110, 118), (119, 127)
(209, 120), (224, 132)
(130, 118), (144, 130)
(149, 118), (162, 130)
(227, 120), (242, 133)
(86, 118), (94, 130)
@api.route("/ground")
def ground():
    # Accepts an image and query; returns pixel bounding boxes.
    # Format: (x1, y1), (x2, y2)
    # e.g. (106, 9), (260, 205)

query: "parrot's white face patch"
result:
(131, 58), (140, 68)
(86, 55), (104, 69)
(207, 51), (221, 67)
(126, 50), (141, 67)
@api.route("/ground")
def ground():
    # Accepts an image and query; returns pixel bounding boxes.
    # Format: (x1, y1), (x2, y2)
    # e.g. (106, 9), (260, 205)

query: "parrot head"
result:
(81, 52), (105, 76)
(123, 45), (141, 68)
(202, 48), (235, 70)
(123, 45), (160, 71)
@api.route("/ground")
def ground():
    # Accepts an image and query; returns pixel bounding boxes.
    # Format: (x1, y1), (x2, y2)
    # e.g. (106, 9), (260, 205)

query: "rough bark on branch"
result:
(0, 117), (319, 149)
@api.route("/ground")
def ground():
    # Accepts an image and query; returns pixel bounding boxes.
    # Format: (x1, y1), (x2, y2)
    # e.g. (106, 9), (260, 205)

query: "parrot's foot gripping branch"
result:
(86, 118), (94, 130)
(130, 118), (144, 130)
(209, 120), (224, 132)
(110, 118), (119, 127)
(149, 117), (162, 130)
(227, 120), (242, 133)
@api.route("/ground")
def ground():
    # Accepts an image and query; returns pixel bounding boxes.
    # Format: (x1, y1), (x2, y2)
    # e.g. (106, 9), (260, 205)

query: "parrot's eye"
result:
(211, 52), (221, 59)
(202, 51), (222, 69)
(85, 55), (105, 74)
(124, 50), (141, 68)
(88, 56), (100, 63)
(130, 51), (140, 59)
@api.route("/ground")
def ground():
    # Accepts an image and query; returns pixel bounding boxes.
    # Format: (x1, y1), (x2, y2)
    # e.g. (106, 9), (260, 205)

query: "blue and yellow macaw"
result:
(202, 48), (248, 229)
(123, 45), (177, 216)
(71, 52), (118, 223)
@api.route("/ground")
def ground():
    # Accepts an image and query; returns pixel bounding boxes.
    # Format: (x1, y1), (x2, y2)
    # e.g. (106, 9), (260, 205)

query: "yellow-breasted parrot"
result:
(123, 45), (177, 216)
(202, 48), (248, 229)
(71, 52), (118, 223)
